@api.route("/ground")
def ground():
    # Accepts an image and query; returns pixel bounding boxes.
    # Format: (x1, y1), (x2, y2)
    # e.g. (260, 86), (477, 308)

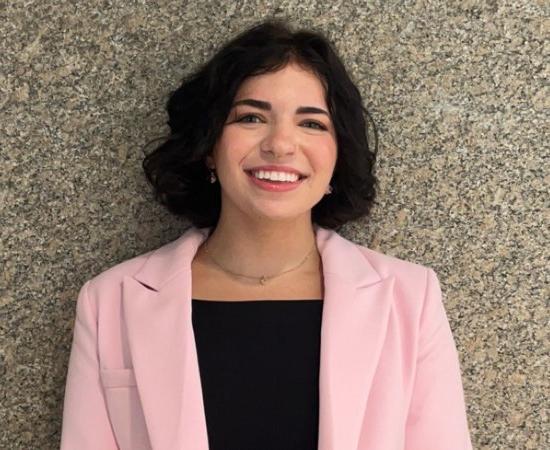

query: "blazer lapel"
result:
(316, 226), (395, 450)
(121, 226), (211, 450)
(121, 225), (394, 450)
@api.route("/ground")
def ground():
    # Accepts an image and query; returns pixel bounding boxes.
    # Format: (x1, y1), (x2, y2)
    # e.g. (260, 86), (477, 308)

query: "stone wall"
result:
(1, 1), (546, 448)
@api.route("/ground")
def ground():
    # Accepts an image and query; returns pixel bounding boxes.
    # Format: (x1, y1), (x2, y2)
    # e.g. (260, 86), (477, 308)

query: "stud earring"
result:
(325, 184), (333, 194)
(209, 169), (217, 183)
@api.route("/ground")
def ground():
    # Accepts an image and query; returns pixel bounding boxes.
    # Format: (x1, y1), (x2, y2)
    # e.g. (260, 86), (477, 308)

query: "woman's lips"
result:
(244, 170), (306, 192)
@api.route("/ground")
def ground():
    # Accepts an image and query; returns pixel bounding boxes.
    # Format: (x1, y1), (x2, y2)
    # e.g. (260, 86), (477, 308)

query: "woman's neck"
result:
(197, 215), (320, 280)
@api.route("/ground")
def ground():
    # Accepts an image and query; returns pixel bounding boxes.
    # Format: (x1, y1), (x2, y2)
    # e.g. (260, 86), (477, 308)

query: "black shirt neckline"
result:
(192, 298), (323, 303)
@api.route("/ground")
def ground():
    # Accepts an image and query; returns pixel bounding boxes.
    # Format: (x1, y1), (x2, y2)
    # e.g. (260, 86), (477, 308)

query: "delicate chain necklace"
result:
(202, 240), (317, 285)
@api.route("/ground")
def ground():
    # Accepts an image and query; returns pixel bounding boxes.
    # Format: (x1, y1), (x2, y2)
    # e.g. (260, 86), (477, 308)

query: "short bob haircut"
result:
(143, 18), (378, 231)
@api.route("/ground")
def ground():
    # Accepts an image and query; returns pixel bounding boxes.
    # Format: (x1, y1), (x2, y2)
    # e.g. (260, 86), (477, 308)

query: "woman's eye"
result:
(236, 114), (263, 123)
(234, 114), (326, 130)
(303, 121), (327, 130)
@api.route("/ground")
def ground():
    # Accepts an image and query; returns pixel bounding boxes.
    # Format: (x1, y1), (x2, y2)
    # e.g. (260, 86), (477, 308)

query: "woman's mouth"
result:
(244, 170), (307, 192)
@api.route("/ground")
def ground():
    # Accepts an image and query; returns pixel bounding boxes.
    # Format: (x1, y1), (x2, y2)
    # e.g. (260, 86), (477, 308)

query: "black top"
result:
(191, 298), (323, 450)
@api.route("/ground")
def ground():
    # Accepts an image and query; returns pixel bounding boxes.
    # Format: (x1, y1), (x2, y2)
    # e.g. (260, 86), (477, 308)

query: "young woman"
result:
(60, 19), (473, 450)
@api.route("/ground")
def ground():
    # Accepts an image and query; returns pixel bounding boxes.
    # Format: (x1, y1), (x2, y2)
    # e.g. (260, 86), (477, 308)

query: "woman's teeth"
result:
(250, 170), (301, 183)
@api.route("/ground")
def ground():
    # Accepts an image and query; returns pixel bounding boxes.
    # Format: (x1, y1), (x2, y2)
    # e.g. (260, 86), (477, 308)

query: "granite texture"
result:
(1, 0), (547, 448)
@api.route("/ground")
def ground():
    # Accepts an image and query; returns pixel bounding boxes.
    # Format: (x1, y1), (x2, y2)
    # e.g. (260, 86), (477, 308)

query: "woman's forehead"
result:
(234, 65), (327, 105)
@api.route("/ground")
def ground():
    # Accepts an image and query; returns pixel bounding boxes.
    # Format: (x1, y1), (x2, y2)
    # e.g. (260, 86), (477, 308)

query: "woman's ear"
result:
(205, 155), (215, 169)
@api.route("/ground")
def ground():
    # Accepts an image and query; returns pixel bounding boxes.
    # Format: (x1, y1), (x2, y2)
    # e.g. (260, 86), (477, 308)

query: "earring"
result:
(209, 169), (217, 183)
(325, 184), (333, 194)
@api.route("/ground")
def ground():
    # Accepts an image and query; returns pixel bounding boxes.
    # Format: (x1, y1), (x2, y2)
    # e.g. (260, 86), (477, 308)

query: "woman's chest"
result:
(191, 259), (324, 301)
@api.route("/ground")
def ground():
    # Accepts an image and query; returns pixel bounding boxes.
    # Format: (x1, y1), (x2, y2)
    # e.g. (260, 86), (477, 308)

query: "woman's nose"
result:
(260, 121), (297, 158)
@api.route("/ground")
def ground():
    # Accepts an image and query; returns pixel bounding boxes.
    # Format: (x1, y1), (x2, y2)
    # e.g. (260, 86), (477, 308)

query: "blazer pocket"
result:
(100, 368), (137, 388)
(100, 368), (151, 450)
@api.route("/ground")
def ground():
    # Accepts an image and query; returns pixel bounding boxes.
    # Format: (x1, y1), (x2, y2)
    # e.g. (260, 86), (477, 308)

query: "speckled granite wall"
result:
(1, 0), (547, 448)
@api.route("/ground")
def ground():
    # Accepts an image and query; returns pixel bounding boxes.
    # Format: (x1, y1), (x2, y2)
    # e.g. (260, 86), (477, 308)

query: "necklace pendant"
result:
(259, 276), (267, 285)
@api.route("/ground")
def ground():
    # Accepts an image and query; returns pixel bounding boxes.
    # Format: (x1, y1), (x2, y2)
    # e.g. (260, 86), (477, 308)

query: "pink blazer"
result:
(60, 225), (473, 450)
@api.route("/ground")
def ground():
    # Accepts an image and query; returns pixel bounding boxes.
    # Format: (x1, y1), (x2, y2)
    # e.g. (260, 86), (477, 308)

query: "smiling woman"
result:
(204, 61), (338, 223)
(141, 19), (379, 231)
(60, 18), (473, 450)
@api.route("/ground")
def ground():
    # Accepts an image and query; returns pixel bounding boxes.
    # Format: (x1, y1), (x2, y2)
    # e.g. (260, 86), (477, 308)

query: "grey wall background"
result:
(1, 0), (547, 448)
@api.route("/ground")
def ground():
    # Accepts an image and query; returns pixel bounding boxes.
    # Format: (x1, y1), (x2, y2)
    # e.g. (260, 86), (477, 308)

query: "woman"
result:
(60, 19), (473, 450)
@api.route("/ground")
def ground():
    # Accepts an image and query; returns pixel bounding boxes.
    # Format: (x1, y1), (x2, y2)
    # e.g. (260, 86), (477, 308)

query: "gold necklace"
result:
(202, 240), (317, 285)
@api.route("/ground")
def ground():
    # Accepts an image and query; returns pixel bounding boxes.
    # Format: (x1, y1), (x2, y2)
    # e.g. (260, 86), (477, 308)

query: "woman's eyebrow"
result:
(231, 98), (330, 116)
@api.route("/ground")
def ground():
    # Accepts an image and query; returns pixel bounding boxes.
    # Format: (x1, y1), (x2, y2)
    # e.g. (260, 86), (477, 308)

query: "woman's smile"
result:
(244, 168), (307, 192)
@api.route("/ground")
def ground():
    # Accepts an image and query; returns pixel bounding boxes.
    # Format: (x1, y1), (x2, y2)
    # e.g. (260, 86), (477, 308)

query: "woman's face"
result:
(206, 60), (338, 224)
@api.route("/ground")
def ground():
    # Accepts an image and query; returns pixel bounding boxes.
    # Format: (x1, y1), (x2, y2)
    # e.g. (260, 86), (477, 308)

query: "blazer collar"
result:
(133, 224), (382, 290)
(122, 225), (394, 450)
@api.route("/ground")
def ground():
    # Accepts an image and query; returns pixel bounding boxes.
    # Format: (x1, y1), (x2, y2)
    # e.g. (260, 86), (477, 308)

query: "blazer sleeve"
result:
(404, 268), (473, 450)
(60, 280), (119, 450)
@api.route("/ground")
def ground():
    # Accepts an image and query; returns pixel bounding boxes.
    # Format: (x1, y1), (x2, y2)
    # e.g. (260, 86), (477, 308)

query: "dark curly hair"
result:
(142, 18), (378, 230)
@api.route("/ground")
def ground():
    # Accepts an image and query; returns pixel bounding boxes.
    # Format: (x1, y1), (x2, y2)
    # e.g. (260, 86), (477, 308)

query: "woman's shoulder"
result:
(326, 227), (435, 279)
(350, 242), (446, 324)
(327, 229), (440, 306)
(350, 240), (438, 293)
(84, 237), (181, 293)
